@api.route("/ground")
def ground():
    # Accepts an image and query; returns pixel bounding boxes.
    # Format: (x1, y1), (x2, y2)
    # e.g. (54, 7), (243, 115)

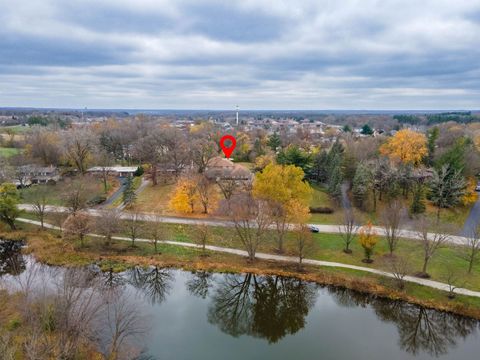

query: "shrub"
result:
(309, 206), (334, 214)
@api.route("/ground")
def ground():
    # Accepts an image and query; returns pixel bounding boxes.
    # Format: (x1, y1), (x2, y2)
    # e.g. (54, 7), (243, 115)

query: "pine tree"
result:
(352, 162), (372, 210)
(267, 132), (281, 151)
(429, 165), (466, 222)
(410, 183), (426, 215)
(122, 177), (137, 208)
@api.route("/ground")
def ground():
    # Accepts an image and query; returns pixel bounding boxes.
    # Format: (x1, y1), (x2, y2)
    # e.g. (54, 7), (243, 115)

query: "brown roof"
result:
(205, 157), (252, 180)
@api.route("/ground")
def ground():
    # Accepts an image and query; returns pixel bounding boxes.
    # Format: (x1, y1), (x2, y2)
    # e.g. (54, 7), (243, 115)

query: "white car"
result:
(308, 225), (320, 233)
(476, 182), (480, 192)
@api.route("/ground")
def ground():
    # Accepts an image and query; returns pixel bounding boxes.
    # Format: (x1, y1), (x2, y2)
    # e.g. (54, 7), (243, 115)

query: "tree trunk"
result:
(151, 164), (158, 186)
(422, 257), (429, 274)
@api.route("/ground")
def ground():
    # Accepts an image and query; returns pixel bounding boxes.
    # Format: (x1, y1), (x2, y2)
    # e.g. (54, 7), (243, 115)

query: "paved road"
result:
(18, 204), (472, 246)
(102, 177), (127, 207)
(16, 217), (480, 298)
(462, 196), (480, 236)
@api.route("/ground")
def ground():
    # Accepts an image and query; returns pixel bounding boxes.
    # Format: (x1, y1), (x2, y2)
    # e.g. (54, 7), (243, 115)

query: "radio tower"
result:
(235, 105), (239, 126)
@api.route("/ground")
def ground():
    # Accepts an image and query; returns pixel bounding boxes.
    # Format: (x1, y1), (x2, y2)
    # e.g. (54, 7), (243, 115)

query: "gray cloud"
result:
(0, 0), (479, 109)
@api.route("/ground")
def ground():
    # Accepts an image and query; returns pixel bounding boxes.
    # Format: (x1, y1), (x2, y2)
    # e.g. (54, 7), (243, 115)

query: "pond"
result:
(1, 239), (479, 359)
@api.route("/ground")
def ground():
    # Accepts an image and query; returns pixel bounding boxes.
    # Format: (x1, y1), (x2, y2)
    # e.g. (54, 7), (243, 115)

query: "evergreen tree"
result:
(122, 177), (137, 208)
(267, 132), (281, 151)
(277, 145), (312, 174)
(410, 183), (426, 215)
(425, 126), (439, 166)
(309, 150), (329, 183)
(361, 124), (373, 135)
(429, 165), (466, 222)
(352, 162), (372, 209)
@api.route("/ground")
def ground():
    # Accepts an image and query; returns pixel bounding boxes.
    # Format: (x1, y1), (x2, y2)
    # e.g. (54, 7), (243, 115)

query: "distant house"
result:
(87, 166), (138, 178)
(205, 157), (252, 181)
(17, 165), (60, 186)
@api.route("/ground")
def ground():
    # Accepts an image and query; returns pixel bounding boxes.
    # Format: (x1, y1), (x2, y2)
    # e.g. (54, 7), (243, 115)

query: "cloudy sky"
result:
(0, 0), (479, 110)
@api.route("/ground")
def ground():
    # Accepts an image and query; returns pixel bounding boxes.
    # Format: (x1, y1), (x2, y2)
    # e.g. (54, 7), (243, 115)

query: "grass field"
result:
(19, 210), (480, 291)
(19, 178), (118, 206)
(0, 147), (21, 157)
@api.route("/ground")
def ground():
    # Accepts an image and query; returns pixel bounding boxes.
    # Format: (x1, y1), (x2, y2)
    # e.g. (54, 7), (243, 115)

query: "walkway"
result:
(462, 196), (480, 236)
(18, 204), (472, 246)
(16, 217), (480, 298)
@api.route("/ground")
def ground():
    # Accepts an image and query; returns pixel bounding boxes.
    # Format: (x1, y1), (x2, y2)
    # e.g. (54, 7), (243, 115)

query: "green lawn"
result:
(19, 211), (480, 292)
(19, 179), (114, 206)
(0, 125), (29, 134)
(0, 147), (21, 158)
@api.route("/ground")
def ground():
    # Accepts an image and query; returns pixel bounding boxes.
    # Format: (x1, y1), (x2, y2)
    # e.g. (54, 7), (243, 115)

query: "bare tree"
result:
(294, 223), (314, 270)
(190, 137), (217, 173)
(50, 211), (68, 234)
(94, 149), (114, 193)
(61, 178), (94, 214)
(62, 212), (93, 247)
(384, 255), (411, 289)
(95, 209), (121, 247)
(163, 126), (190, 177)
(338, 209), (358, 254)
(415, 217), (451, 278)
(63, 128), (97, 174)
(442, 266), (464, 299)
(195, 174), (216, 214)
(190, 224), (210, 256)
(222, 192), (273, 261)
(25, 127), (61, 165)
(381, 199), (406, 255)
(147, 216), (166, 254)
(31, 187), (48, 230)
(133, 127), (166, 186)
(100, 293), (148, 360)
(216, 178), (239, 200)
(124, 211), (143, 247)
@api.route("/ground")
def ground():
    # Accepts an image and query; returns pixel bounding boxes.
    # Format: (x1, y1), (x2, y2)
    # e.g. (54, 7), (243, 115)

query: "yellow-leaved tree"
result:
(462, 177), (478, 206)
(169, 178), (198, 214)
(253, 163), (313, 252)
(359, 221), (378, 263)
(379, 129), (427, 166)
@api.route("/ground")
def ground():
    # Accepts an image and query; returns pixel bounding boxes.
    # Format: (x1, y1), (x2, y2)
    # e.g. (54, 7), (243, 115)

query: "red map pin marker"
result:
(219, 134), (236, 159)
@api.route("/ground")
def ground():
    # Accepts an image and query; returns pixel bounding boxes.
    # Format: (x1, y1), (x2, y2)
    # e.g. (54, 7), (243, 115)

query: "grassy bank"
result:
(3, 225), (480, 320)
(19, 211), (480, 291)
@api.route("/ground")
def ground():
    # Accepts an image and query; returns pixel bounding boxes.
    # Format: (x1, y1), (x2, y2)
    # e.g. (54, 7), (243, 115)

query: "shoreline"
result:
(11, 230), (480, 322)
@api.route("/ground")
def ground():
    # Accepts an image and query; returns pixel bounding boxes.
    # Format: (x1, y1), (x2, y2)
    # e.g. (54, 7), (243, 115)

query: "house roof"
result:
(87, 166), (138, 173)
(205, 157), (252, 180)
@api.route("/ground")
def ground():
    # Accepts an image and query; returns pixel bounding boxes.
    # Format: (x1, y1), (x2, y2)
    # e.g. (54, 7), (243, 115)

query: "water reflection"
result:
(329, 286), (480, 357)
(1, 243), (480, 359)
(186, 271), (214, 299)
(0, 239), (26, 276)
(128, 266), (173, 305)
(207, 273), (318, 343)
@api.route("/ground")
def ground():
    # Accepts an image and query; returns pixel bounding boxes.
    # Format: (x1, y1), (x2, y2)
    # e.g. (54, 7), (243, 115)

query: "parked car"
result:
(308, 225), (320, 233)
(476, 182), (480, 192)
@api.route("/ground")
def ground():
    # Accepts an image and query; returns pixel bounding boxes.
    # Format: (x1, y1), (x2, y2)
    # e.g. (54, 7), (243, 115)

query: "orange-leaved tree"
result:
(359, 221), (378, 263)
(379, 129), (427, 166)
